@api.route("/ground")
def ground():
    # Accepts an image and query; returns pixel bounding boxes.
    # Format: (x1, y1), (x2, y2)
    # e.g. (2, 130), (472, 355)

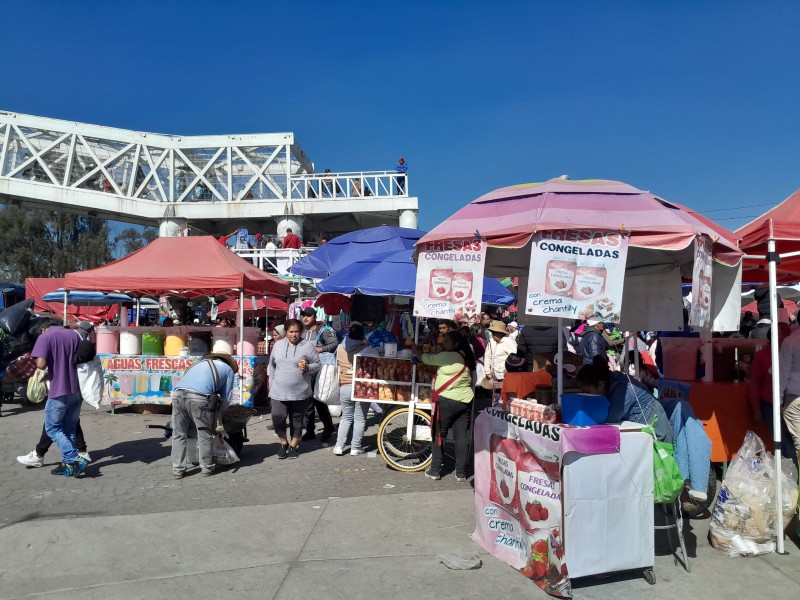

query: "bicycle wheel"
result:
(378, 407), (433, 473)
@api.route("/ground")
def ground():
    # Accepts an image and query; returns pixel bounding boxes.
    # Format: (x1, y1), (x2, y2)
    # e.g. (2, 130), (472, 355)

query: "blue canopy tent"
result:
(291, 226), (424, 279)
(316, 249), (516, 305)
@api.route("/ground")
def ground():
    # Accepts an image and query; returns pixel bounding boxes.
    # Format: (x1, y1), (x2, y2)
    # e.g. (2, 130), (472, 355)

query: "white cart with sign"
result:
(351, 354), (438, 472)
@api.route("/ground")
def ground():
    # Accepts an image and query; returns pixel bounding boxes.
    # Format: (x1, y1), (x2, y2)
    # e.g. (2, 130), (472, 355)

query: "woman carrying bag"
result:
(412, 331), (476, 482)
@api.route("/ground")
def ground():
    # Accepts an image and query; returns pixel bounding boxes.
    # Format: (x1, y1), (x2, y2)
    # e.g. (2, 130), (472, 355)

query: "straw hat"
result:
(203, 352), (239, 374)
(488, 321), (509, 336)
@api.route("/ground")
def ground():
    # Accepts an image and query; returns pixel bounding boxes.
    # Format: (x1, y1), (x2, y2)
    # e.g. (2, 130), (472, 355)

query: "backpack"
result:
(73, 330), (97, 365)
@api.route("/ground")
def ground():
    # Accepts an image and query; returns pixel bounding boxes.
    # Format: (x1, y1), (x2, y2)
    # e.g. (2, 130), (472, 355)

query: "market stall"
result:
(63, 236), (289, 408)
(416, 178), (744, 590)
(314, 245), (515, 471)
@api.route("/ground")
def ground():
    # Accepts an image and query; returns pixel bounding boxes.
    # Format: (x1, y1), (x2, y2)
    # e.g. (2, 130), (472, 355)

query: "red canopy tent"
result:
(63, 236), (289, 298)
(737, 187), (800, 283)
(214, 296), (288, 318)
(734, 186), (800, 553)
(26, 277), (119, 323)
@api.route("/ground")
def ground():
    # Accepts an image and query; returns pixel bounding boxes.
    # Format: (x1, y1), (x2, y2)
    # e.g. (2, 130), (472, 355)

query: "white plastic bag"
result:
(314, 352), (340, 405)
(77, 358), (103, 409)
(709, 431), (799, 557)
(212, 436), (239, 465)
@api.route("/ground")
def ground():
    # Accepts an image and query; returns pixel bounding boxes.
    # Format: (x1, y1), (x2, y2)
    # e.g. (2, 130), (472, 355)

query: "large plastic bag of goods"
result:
(0, 299), (33, 336)
(709, 431), (799, 557)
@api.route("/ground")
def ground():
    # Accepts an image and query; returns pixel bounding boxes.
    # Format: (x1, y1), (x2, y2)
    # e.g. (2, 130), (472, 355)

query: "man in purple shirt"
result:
(31, 323), (88, 477)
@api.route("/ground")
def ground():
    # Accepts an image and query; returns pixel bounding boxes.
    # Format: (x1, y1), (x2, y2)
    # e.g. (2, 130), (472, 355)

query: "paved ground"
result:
(2, 401), (800, 599)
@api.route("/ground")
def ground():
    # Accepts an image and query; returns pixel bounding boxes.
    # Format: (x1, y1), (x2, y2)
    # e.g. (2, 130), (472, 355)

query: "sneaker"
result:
(200, 470), (214, 477)
(78, 451), (92, 462)
(301, 431), (316, 442)
(288, 446), (299, 459)
(687, 489), (708, 502)
(174, 473), (185, 480)
(350, 448), (364, 456)
(72, 457), (88, 477)
(424, 469), (441, 481)
(277, 444), (289, 460)
(320, 428), (335, 445)
(332, 446), (345, 456)
(51, 462), (76, 477)
(455, 475), (468, 483)
(17, 451), (43, 468)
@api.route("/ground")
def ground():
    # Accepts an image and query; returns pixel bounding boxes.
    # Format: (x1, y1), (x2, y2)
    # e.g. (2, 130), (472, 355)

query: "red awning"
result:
(64, 236), (290, 298)
(737, 188), (800, 283)
(26, 278), (120, 323)
(214, 296), (288, 318)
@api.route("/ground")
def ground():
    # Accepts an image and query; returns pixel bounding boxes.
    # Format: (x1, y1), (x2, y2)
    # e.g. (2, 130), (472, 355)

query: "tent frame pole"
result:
(557, 317), (564, 402)
(239, 288), (245, 403)
(63, 290), (68, 323)
(768, 239), (787, 554)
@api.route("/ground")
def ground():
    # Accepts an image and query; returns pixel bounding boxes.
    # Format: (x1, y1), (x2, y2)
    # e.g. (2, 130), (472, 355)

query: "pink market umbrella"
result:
(213, 296), (288, 319)
(420, 178), (741, 275)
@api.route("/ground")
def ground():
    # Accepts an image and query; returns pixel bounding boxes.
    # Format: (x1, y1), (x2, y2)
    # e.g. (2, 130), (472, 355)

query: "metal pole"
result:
(767, 239), (786, 554)
(557, 317), (564, 402)
(239, 288), (245, 403)
(407, 318), (420, 441)
(135, 298), (140, 326)
(63, 291), (68, 323)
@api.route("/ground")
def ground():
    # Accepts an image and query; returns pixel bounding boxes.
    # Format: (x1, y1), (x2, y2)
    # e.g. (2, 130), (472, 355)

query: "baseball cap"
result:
(586, 317), (600, 326)
(300, 307), (316, 317)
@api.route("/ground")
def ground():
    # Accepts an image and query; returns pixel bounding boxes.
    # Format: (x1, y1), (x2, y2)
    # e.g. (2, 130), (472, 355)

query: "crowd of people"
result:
(19, 294), (800, 501)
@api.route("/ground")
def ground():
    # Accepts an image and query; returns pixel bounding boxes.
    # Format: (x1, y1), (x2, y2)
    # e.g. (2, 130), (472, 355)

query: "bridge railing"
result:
(230, 247), (313, 275)
(289, 170), (408, 200)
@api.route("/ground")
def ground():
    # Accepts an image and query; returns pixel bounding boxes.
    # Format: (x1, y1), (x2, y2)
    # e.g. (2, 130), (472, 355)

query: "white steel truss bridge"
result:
(0, 111), (418, 237)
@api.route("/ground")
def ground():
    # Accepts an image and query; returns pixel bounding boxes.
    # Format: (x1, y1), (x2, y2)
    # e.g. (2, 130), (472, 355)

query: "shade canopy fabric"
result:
(316, 249), (516, 305)
(419, 178), (742, 274)
(418, 178), (743, 331)
(291, 226), (424, 278)
(736, 187), (800, 283)
(26, 277), (120, 322)
(42, 289), (134, 305)
(64, 236), (289, 298)
(214, 296), (288, 318)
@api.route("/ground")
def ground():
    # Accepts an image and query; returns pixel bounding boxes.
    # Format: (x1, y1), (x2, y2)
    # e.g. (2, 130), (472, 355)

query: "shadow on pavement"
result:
(91, 437), (170, 467)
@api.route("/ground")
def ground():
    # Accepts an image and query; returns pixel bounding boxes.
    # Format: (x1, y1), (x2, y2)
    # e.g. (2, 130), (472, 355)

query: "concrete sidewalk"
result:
(3, 405), (800, 599)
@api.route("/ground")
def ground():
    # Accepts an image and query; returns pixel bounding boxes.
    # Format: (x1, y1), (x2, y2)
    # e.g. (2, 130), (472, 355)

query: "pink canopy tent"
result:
(419, 178), (743, 332)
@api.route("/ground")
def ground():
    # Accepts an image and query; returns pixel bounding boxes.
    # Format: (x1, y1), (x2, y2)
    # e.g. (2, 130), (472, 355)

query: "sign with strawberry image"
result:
(525, 229), (629, 324)
(472, 408), (622, 598)
(414, 238), (487, 321)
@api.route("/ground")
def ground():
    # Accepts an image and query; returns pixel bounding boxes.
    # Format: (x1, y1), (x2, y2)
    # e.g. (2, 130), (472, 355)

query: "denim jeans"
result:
(335, 385), (369, 450)
(171, 390), (216, 475)
(44, 392), (83, 464)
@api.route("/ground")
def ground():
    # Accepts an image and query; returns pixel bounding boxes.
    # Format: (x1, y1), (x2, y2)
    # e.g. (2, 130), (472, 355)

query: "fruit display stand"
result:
(352, 354), (438, 472)
(472, 407), (653, 596)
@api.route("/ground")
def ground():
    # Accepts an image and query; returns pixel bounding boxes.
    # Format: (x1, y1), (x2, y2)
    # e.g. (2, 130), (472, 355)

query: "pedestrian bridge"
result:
(0, 111), (418, 237)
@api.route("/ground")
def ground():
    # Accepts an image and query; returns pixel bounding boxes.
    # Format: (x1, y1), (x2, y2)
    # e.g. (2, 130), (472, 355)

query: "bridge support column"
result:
(159, 218), (187, 237)
(275, 216), (305, 242)
(399, 210), (418, 229)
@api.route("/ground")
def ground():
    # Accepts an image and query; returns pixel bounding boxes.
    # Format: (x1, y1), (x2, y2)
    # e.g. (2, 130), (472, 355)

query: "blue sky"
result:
(1, 1), (798, 234)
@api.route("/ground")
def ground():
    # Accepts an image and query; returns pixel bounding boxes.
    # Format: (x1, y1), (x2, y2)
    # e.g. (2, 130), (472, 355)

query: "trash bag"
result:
(212, 435), (239, 465)
(0, 299), (33, 336)
(77, 358), (103, 409)
(4, 331), (33, 361)
(709, 431), (799, 557)
(26, 368), (49, 404)
(5, 353), (36, 382)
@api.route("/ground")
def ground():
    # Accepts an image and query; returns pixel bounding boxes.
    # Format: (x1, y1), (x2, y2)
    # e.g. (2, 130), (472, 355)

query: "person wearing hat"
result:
(171, 352), (239, 478)
(300, 307), (339, 443)
(484, 321), (517, 390)
(578, 318), (610, 366)
(506, 321), (519, 342)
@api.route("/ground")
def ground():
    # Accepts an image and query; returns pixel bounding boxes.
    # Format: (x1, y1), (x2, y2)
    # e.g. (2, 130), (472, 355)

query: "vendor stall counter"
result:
(472, 407), (653, 596)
